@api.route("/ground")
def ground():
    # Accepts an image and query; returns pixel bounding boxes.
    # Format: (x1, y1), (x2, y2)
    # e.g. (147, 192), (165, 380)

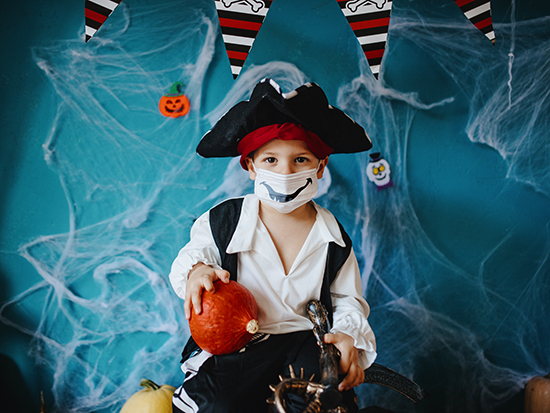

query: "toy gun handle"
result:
(305, 300), (344, 411)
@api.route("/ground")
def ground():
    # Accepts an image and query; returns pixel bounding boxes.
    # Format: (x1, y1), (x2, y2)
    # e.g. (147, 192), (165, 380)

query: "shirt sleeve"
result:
(169, 211), (224, 300)
(330, 248), (377, 370)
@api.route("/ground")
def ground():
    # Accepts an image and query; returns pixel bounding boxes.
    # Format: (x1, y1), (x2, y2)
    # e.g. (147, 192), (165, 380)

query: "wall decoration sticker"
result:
(158, 82), (190, 118)
(366, 152), (393, 190)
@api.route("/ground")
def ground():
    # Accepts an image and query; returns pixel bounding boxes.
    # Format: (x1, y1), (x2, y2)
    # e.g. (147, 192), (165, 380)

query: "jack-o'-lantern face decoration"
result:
(159, 81), (190, 118)
(159, 95), (190, 117)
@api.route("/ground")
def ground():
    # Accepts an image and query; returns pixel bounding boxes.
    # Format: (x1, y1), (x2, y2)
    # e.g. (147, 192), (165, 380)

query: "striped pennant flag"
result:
(337, 0), (393, 79)
(455, 0), (495, 44)
(215, 0), (272, 79)
(85, 0), (123, 42)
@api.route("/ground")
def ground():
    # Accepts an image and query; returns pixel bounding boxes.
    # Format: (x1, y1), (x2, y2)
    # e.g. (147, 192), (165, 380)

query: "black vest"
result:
(181, 197), (352, 361)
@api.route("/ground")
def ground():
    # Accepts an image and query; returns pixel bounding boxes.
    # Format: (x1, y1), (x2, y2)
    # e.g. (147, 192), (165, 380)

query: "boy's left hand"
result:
(323, 332), (364, 392)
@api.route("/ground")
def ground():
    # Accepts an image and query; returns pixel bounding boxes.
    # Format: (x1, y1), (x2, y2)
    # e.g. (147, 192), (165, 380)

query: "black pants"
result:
(172, 331), (358, 413)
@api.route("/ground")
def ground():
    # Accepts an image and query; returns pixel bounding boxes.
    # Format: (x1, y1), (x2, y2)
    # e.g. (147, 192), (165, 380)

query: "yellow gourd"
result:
(525, 372), (550, 413)
(120, 379), (176, 413)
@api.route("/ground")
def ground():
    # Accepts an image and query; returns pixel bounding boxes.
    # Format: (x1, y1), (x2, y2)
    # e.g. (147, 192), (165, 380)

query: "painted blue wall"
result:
(1, 0), (549, 412)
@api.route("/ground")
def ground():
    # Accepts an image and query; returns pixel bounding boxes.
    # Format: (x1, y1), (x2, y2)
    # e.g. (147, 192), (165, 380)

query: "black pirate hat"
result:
(196, 78), (372, 158)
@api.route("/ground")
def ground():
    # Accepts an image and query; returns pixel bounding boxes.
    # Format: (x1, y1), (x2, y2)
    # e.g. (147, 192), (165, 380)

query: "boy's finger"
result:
(338, 368), (357, 391)
(350, 365), (364, 387)
(339, 364), (364, 391)
(191, 290), (202, 315)
(358, 367), (365, 385)
(338, 373), (354, 391)
(202, 275), (215, 292)
(184, 287), (194, 319)
(215, 269), (231, 283)
(184, 300), (191, 320)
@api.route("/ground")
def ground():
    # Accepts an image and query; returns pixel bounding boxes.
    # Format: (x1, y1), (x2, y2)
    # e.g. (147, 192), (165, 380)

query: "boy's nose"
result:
(278, 162), (295, 174)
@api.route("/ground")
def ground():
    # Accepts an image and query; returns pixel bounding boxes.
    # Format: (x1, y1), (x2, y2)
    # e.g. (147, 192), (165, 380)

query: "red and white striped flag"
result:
(337, 0), (393, 79)
(85, 0), (123, 42)
(455, 0), (495, 44)
(215, 0), (272, 79)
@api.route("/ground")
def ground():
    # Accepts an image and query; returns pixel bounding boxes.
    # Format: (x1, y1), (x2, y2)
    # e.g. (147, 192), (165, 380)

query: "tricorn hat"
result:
(196, 78), (372, 158)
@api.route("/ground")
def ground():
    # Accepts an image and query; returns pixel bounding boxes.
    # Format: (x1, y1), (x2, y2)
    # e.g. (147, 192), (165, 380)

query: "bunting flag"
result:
(454, 0), (495, 44)
(215, 0), (272, 79)
(85, 0), (123, 42)
(337, 0), (393, 79)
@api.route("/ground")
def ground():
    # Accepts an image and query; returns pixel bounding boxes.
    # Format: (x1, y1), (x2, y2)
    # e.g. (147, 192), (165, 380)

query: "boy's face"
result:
(245, 139), (328, 181)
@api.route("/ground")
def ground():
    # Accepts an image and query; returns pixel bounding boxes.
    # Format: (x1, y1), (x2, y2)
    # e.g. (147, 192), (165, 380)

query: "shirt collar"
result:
(226, 194), (346, 254)
(313, 202), (347, 248)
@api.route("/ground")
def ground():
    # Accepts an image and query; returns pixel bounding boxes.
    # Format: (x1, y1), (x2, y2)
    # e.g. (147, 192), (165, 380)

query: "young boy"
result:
(169, 79), (377, 413)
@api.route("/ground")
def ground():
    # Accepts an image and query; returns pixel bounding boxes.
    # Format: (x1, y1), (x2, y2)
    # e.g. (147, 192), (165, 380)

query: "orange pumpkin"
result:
(189, 280), (259, 355)
(159, 81), (190, 118)
(525, 372), (550, 413)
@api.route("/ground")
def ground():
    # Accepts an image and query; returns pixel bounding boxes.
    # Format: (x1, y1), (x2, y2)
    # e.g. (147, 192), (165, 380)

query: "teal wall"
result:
(1, 0), (549, 412)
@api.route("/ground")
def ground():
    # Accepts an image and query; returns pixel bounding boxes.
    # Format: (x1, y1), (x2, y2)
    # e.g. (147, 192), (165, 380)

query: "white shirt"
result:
(169, 194), (377, 369)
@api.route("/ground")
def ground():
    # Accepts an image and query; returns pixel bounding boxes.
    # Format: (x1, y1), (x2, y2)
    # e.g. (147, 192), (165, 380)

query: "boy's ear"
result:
(245, 157), (256, 180)
(317, 157), (329, 179)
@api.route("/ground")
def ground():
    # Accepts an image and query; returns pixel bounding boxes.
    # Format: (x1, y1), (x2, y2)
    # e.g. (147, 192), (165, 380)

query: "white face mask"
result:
(253, 165), (319, 214)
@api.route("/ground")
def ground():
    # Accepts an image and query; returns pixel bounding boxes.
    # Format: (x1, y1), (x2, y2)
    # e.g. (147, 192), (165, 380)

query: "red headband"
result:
(237, 123), (333, 170)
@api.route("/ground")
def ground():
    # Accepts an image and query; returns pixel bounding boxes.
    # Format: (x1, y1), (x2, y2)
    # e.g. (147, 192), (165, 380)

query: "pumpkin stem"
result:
(246, 319), (259, 334)
(140, 378), (161, 391)
(168, 81), (184, 96)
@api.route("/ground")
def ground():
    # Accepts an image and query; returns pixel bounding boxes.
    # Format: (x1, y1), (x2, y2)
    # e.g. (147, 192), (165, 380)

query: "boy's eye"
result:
(264, 157), (277, 164)
(295, 157), (309, 163)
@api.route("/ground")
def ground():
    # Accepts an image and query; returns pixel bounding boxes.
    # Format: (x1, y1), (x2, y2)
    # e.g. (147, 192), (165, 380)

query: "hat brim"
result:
(196, 79), (372, 158)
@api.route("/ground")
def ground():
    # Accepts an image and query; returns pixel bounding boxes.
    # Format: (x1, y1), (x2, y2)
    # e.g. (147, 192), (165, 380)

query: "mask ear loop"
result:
(316, 159), (323, 173)
(246, 158), (258, 174)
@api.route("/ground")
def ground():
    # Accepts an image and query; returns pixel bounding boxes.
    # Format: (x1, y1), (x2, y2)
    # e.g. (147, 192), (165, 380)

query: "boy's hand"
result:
(184, 263), (230, 319)
(323, 332), (364, 392)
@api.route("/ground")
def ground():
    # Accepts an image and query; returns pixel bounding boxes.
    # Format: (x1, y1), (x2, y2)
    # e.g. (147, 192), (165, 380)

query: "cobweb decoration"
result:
(454, 0), (495, 44)
(215, 0), (273, 78)
(85, 0), (123, 42)
(337, 0), (394, 79)
(0, 1), (549, 412)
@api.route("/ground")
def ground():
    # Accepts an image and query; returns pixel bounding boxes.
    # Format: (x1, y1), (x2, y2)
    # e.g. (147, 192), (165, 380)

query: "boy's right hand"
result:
(184, 263), (230, 320)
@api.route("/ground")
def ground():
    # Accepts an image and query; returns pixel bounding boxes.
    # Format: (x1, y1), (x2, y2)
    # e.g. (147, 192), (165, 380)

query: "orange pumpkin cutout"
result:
(159, 81), (190, 118)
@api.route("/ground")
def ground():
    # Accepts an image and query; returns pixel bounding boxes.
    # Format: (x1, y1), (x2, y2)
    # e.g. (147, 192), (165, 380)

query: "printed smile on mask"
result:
(260, 178), (313, 203)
